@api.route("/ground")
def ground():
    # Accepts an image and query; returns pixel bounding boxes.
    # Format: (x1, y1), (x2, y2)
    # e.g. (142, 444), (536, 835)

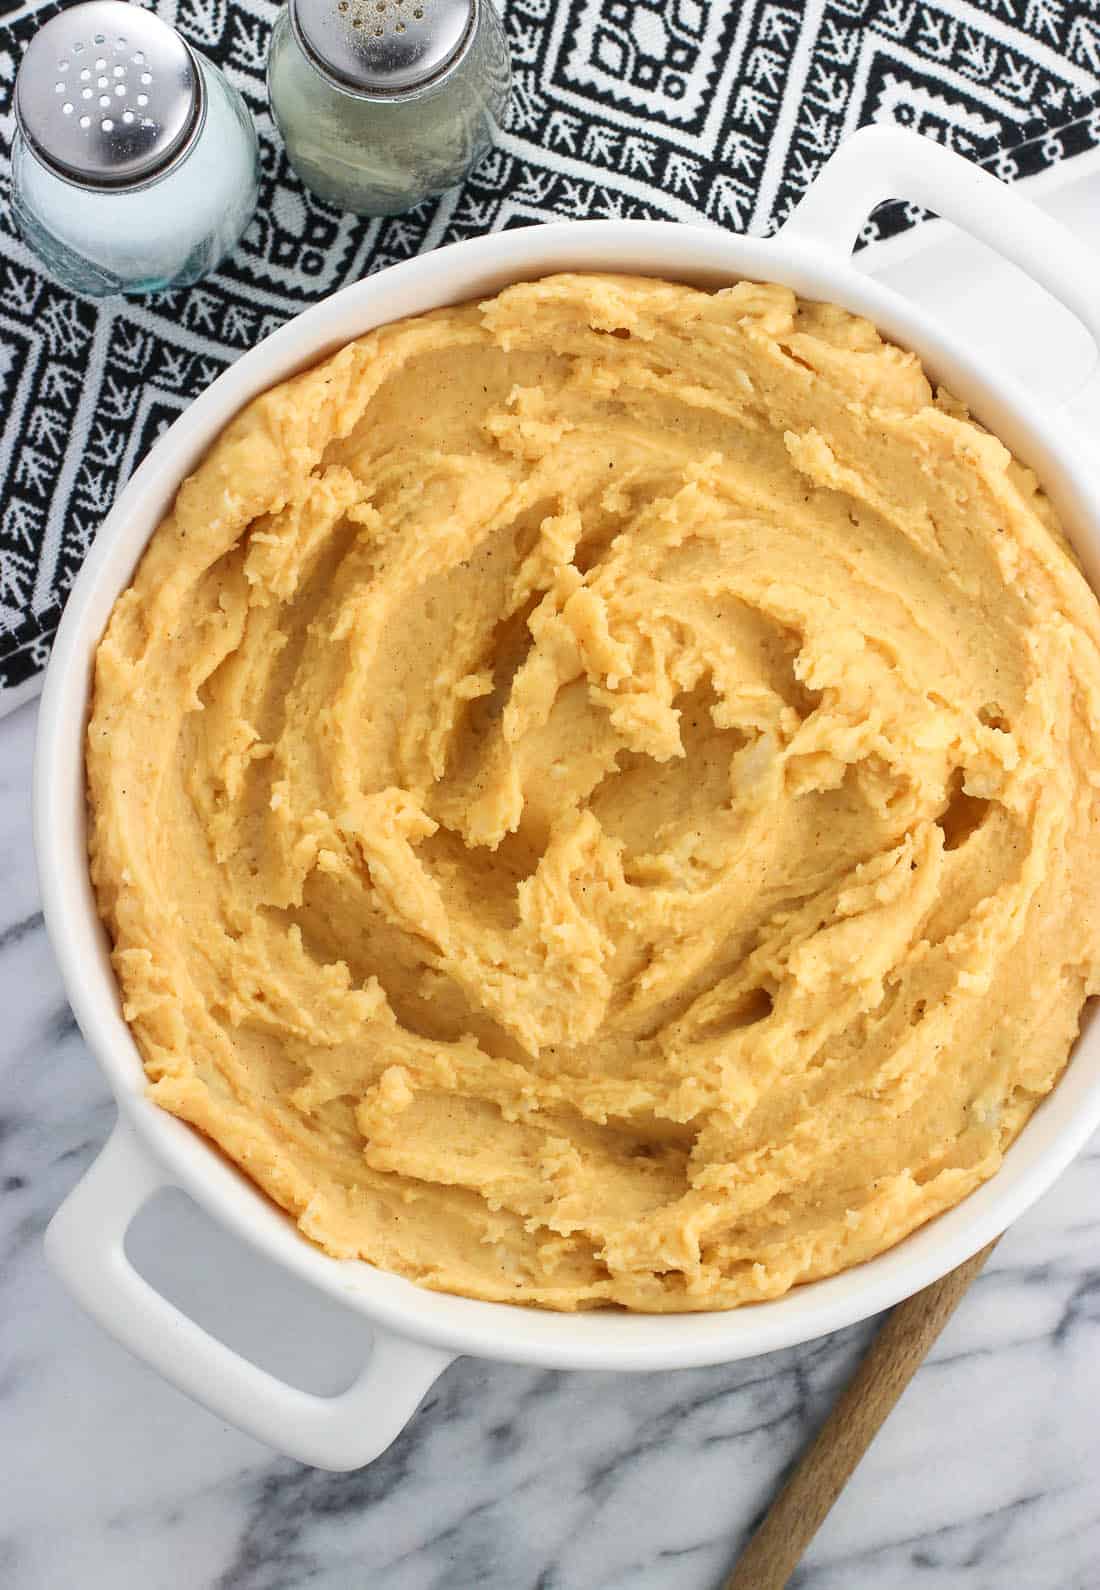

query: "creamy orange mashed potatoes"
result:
(88, 274), (1100, 1311)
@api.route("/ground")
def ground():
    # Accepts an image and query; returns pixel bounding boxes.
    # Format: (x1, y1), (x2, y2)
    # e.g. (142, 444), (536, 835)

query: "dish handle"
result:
(44, 1123), (455, 1470)
(780, 125), (1100, 354)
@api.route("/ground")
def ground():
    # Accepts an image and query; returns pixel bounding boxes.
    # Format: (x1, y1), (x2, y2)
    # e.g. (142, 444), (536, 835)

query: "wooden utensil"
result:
(724, 1238), (1001, 1590)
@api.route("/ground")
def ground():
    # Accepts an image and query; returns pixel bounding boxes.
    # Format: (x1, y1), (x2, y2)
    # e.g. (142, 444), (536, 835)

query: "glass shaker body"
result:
(12, 56), (260, 298)
(267, 0), (511, 217)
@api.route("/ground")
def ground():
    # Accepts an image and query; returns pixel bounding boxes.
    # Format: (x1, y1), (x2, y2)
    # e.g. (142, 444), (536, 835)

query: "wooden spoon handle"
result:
(724, 1238), (1001, 1590)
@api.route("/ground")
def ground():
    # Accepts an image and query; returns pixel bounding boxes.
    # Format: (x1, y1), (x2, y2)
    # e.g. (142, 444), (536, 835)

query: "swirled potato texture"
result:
(88, 275), (1100, 1310)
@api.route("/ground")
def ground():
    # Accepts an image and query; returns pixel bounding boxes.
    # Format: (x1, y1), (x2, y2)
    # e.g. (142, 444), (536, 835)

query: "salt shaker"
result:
(267, 0), (511, 217)
(11, 0), (260, 297)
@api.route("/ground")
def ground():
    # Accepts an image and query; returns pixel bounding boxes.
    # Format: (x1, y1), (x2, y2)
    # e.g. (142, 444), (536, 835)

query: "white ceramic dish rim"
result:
(35, 128), (1100, 1469)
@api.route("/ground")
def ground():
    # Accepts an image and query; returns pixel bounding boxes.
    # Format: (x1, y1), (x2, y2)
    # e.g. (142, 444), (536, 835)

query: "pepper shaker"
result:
(11, 0), (260, 297)
(266, 0), (511, 217)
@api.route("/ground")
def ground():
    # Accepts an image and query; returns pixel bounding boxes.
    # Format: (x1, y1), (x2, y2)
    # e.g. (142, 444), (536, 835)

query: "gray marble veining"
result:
(4, 174), (1100, 1590)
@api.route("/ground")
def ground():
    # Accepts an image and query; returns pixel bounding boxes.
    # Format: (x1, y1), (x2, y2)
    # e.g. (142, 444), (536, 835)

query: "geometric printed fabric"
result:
(2, 0), (1100, 703)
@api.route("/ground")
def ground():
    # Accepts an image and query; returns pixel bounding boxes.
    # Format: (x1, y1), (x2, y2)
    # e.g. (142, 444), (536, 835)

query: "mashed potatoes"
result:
(87, 274), (1100, 1311)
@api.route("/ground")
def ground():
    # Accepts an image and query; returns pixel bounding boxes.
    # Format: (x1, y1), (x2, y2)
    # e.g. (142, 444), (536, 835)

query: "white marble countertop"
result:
(4, 174), (1100, 1590)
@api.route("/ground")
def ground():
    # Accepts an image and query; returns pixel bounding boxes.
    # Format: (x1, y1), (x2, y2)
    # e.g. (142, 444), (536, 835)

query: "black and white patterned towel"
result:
(3, 0), (1100, 712)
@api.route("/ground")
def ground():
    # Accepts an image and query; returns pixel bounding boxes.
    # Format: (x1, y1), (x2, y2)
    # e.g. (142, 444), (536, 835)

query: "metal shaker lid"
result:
(290, 0), (475, 97)
(14, 0), (204, 190)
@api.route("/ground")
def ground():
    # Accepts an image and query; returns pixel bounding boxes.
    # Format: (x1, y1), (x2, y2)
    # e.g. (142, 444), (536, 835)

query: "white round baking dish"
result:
(36, 127), (1100, 1470)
